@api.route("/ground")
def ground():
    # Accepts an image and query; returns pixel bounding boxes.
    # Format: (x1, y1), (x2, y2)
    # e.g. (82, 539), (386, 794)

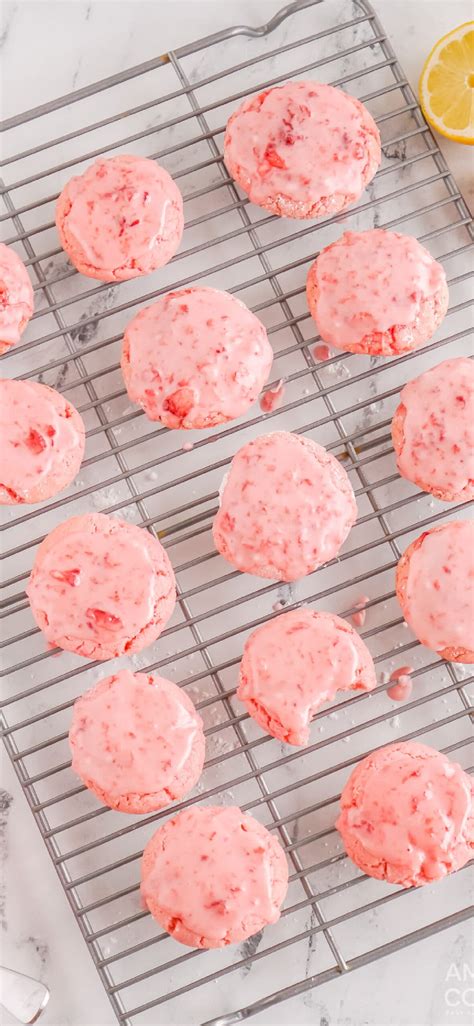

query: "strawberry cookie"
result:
(306, 230), (448, 355)
(69, 670), (205, 813)
(56, 154), (183, 281)
(396, 520), (474, 663)
(0, 244), (34, 355)
(27, 513), (176, 660)
(224, 80), (380, 219)
(392, 357), (474, 502)
(141, 805), (288, 947)
(238, 609), (376, 745)
(121, 287), (272, 428)
(0, 379), (85, 504)
(336, 741), (474, 887)
(213, 432), (357, 581)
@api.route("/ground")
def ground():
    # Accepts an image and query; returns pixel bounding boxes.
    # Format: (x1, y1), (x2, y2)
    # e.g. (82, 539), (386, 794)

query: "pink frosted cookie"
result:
(396, 520), (474, 663)
(69, 669), (205, 813)
(0, 379), (85, 504)
(238, 609), (376, 746)
(121, 287), (272, 428)
(223, 80), (380, 219)
(27, 513), (176, 660)
(56, 154), (183, 282)
(392, 357), (474, 502)
(306, 230), (448, 355)
(336, 741), (474, 887)
(0, 244), (34, 355)
(141, 805), (288, 947)
(213, 431), (357, 581)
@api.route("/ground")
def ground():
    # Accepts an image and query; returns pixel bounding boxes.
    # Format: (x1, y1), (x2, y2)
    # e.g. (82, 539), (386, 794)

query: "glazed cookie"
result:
(121, 287), (273, 428)
(27, 513), (176, 660)
(392, 357), (474, 502)
(213, 432), (357, 581)
(0, 243), (34, 355)
(56, 154), (183, 281)
(396, 520), (474, 663)
(69, 670), (205, 813)
(306, 230), (448, 355)
(141, 805), (288, 947)
(0, 379), (85, 504)
(224, 80), (380, 219)
(336, 741), (474, 887)
(238, 609), (376, 745)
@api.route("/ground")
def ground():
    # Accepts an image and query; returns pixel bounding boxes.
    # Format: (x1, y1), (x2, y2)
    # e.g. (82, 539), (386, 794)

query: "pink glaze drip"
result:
(0, 244), (34, 351)
(70, 670), (202, 801)
(396, 358), (474, 498)
(351, 594), (369, 628)
(0, 380), (82, 501)
(403, 521), (474, 654)
(337, 742), (473, 885)
(313, 230), (446, 348)
(224, 82), (378, 209)
(313, 343), (331, 361)
(123, 287), (272, 427)
(141, 806), (283, 945)
(27, 519), (159, 650)
(387, 675), (413, 702)
(214, 432), (357, 582)
(260, 379), (285, 413)
(238, 609), (376, 745)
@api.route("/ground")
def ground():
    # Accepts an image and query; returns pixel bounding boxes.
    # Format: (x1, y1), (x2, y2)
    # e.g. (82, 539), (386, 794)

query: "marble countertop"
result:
(1, 2), (473, 1025)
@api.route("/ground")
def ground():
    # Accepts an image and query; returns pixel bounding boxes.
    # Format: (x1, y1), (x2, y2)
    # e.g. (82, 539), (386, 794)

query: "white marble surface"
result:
(1, 2), (473, 1026)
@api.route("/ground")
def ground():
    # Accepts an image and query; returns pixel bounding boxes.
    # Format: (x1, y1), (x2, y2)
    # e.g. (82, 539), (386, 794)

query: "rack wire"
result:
(1, 1), (473, 1023)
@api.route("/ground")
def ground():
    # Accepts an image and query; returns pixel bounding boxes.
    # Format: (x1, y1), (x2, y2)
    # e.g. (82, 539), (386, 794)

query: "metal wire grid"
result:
(1, 0), (473, 1023)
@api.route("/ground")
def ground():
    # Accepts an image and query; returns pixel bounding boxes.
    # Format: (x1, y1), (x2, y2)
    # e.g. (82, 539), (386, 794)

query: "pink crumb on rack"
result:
(260, 379), (285, 413)
(182, 441), (194, 452)
(313, 343), (331, 361)
(387, 665), (414, 702)
(351, 595), (369, 627)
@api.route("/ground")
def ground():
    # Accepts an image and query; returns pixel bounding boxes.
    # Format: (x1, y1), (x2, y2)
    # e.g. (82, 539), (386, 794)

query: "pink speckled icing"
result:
(0, 379), (85, 503)
(213, 432), (357, 581)
(0, 243), (34, 354)
(398, 520), (474, 659)
(27, 513), (176, 659)
(56, 155), (183, 282)
(336, 741), (474, 886)
(394, 358), (474, 500)
(141, 805), (288, 947)
(121, 287), (273, 428)
(238, 609), (376, 745)
(224, 81), (380, 218)
(308, 230), (446, 349)
(69, 670), (204, 812)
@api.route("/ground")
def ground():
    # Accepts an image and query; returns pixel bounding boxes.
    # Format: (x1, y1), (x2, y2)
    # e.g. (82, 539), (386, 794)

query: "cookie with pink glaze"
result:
(0, 379), (85, 504)
(0, 244), (34, 355)
(27, 513), (176, 660)
(121, 287), (273, 428)
(392, 358), (474, 502)
(224, 81), (380, 219)
(238, 609), (376, 746)
(306, 230), (448, 355)
(141, 805), (288, 947)
(396, 520), (474, 663)
(213, 432), (357, 581)
(336, 741), (474, 887)
(69, 670), (205, 813)
(56, 155), (183, 282)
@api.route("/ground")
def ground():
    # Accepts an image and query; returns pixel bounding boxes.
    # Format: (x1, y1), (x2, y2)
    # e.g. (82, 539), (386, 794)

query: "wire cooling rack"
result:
(1, 1), (473, 1023)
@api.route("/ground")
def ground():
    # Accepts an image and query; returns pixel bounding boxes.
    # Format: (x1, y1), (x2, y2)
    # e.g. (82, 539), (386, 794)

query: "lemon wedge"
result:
(419, 21), (474, 144)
